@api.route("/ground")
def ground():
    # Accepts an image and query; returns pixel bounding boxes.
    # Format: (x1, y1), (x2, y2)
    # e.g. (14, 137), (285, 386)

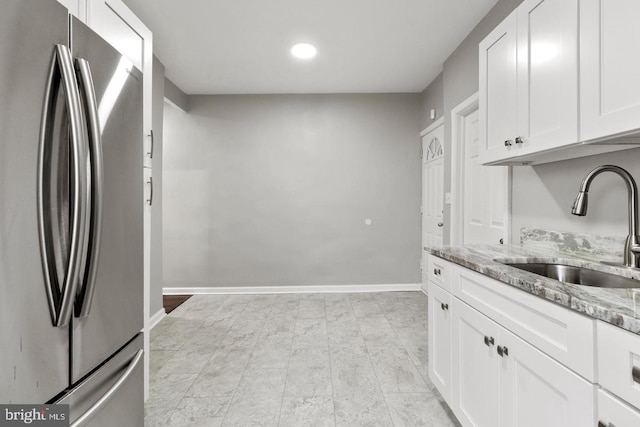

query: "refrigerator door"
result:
(0, 0), (72, 403)
(70, 17), (144, 382)
(56, 334), (144, 427)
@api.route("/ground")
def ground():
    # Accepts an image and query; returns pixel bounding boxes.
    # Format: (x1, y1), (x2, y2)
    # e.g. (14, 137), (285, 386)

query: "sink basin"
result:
(504, 263), (640, 289)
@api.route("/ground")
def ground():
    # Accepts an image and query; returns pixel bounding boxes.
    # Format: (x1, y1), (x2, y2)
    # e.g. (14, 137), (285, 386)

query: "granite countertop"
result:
(426, 244), (640, 335)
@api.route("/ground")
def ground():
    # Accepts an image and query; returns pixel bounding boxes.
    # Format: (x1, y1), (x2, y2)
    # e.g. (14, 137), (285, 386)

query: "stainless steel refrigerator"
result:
(0, 1), (144, 425)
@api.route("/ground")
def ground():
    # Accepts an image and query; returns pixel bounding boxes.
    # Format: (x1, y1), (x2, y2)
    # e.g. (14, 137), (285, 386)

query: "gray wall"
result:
(165, 77), (189, 111)
(163, 94), (422, 288)
(420, 72), (444, 130)
(150, 55), (165, 316)
(512, 149), (640, 241)
(421, 0), (523, 243)
(426, 0), (640, 244)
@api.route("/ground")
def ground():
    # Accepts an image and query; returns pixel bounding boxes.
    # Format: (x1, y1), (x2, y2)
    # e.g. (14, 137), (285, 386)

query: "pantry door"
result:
(422, 122), (445, 283)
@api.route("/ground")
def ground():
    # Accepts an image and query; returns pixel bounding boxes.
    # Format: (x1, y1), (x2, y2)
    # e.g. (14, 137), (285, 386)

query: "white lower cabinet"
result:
(428, 282), (453, 403)
(598, 389), (640, 427)
(452, 298), (500, 427)
(451, 298), (594, 427)
(429, 256), (603, 427)
(499, 325), (595, 427)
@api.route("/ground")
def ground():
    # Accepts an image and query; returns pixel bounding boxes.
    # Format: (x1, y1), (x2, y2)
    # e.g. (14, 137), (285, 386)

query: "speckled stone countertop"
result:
(426, 244), (640, 335)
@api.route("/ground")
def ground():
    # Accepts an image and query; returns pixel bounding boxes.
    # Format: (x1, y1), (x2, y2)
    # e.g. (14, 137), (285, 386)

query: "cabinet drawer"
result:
(428, 256), (451, 292)
(598, 321), (640, 408)
(453, 265), (596, 381)
(598, 389), (640, 427)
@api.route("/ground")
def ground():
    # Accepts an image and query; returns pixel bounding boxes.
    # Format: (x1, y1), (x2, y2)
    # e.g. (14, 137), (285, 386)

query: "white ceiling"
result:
(122, 0), (499, 95)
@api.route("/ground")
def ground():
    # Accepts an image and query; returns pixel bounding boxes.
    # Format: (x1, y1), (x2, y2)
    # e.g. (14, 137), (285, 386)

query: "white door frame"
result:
(450, 92), (512, 245)
(420, 117), (444, 285)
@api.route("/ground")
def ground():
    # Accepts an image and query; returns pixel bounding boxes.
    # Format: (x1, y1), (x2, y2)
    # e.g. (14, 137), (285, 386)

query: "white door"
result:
(422, 124), (445, 282)
(463, 108), (508, 245)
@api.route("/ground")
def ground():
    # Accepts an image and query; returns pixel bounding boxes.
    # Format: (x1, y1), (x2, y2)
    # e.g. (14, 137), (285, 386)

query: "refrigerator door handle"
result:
(37, 44), (90, 327)
(74, 58), (104, 318)
(70, 349), (143, 427)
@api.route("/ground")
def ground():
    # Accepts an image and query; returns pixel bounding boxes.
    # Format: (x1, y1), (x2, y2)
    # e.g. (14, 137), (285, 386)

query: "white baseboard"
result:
(149, 308), (166, 330)
(163, 283), (422, 295)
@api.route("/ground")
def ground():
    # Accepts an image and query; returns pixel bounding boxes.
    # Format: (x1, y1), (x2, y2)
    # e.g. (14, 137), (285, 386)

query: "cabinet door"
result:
(428, 283), (453, 402)
(479, 10), (518, 164)
(56, 0), (85, 20)
(452, 299), (500, 427)
(581, 0), (640, 142)
(516, 0), (578, 153)
(499, 327), (595, 427)
(598, 389), (640, 427)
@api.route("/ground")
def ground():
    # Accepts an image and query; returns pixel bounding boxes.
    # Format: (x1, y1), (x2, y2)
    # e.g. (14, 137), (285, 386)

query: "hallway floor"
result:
(145, 291), (461, 426)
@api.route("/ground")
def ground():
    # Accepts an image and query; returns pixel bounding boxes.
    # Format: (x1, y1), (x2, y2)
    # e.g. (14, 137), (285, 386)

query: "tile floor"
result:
(145, 292), (461, 426)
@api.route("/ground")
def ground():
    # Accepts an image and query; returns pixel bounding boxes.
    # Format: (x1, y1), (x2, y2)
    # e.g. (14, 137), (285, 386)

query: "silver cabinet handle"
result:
(440, 303), (449, 311)
(515, 136), (524, 144)
(437, 222), (444, 227)
(504, 139), (513, 147)
(632, 366), (640, 384)
(147, 176), (153, 206)
(497, 345), (509, 357)
(38, 44), (89, 327)
(74, 58), (104, 318)
(148, 129), (154, 159)
(597, 422), (615, 427)
(484, 336), (494, 347)
(70, 349), (143, 427)
(433, 268), (441, 276)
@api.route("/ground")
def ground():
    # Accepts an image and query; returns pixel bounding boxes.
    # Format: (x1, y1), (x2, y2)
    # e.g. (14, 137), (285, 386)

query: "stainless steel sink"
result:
(504, 263), (640, 289)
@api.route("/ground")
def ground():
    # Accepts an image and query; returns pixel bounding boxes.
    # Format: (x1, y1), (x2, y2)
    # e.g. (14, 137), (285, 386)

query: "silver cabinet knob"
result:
(483, 336), (494, 347)
(504, 140), (513, 147)
(515, 136), (524, 144)
(437, 222), (444, 227)
(497, 345), (509, 357)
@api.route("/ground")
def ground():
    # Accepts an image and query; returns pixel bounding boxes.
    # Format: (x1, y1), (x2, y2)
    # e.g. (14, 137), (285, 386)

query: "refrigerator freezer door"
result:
(0, 0), (72, 403)
(56, 334), (144, 427)
(70, 18), (144, 382)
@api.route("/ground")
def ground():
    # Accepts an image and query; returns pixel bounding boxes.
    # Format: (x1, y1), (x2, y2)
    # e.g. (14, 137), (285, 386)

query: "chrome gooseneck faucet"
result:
(571, 165), (640, 268)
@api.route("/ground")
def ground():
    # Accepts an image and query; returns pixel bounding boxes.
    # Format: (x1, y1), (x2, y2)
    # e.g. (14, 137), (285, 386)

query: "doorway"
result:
(451, 93), (510, 246)
(421, 119), (444, 285)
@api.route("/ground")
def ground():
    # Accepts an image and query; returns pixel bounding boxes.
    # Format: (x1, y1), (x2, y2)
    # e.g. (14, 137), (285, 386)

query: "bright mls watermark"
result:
(0, 405), (68, 426)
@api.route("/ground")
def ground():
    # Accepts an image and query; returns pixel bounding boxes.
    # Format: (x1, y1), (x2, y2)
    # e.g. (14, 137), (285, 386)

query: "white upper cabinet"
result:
(581, 0), (640, 143)
(516, 0), (578, 154)
(479, 10), (518, 163)
(479, 0), (579, 165)
(479, 0), (640, 165)
(57, 0), (82, 20)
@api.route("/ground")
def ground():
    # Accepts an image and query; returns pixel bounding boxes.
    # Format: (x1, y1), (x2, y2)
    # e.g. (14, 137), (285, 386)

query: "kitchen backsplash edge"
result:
(520, 227), (625, 263)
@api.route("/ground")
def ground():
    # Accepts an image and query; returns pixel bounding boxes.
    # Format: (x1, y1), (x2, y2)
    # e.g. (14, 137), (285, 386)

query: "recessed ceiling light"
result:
(291, 42), (317, 59)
